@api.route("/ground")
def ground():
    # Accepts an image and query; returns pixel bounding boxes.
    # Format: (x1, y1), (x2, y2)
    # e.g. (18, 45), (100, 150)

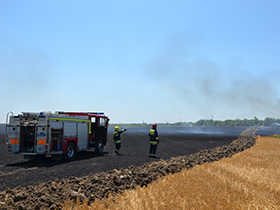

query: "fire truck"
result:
(5, 111), (110, 160)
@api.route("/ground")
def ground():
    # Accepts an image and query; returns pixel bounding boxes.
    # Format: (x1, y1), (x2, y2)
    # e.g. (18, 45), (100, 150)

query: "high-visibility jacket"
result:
(113, 129), (126, 143)
(149, 129), (159, 145)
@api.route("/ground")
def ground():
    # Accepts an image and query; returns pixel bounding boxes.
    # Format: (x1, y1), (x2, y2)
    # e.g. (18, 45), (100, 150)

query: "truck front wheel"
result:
(64, 142), (76, 160)
(95, 142), (104, 154)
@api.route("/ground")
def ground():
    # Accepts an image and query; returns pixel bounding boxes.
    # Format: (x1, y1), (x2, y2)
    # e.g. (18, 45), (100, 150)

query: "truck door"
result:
(90, 117), (96, 138)
(7, 125), (20, 153)
(96, 117), (107, 141)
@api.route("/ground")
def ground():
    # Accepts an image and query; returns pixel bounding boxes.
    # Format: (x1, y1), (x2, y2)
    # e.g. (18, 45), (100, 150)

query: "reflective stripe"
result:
(113, 130), (123, 142)
(150, 141), (157, 144)
(38, 139), (46, 145)
(50, 117), (91, 134)
(149, 129), (158, 142)
(10, 138), (18, 144)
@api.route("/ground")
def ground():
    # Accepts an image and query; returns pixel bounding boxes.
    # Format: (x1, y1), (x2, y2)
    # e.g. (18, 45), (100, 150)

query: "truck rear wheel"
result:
(64, 142), (76, 160)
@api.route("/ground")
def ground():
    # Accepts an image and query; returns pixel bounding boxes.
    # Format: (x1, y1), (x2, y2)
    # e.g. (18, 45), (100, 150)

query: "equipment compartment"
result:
(21, 125), (36, 153)
(51, 128), (63, 151)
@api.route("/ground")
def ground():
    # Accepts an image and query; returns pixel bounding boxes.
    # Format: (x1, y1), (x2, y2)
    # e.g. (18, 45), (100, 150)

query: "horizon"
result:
(1, 114), (279, 125)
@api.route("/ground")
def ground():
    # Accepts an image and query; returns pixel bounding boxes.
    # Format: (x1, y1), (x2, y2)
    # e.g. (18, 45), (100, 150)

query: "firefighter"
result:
(149, 123), (159, 158)
(113, 126), (128, 155)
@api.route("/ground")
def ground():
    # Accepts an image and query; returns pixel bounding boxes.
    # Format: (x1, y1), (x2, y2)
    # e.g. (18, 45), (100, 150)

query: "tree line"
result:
(110, 117), (280, 127)
(188, 117), (280, 127)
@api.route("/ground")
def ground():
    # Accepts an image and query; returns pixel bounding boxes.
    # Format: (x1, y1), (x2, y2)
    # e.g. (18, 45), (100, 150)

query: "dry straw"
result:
(63, 136), (280, 210)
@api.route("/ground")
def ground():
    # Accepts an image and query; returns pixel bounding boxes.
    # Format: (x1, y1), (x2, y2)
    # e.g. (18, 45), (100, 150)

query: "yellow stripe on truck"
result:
(49, 117), (91, 134)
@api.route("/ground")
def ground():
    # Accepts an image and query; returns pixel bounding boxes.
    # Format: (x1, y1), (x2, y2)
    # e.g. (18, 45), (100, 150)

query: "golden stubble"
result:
(63, 137), (280, 210)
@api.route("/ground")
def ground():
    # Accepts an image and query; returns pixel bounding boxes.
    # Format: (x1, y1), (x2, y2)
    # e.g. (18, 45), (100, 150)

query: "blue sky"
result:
(1, 0), (279, 123)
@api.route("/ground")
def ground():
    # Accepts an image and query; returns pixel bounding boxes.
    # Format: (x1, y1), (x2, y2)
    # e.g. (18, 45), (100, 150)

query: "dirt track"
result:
(0, 127), (258, 209)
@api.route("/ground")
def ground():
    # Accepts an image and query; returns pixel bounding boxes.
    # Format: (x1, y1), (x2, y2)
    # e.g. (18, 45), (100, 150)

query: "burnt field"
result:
(0, 127), (241, 192)
(0, 126), (279, 209)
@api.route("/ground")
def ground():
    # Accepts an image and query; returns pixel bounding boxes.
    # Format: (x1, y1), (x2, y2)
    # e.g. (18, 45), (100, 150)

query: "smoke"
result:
(143, 34), (280, 120)
(223, 76), (280, 116)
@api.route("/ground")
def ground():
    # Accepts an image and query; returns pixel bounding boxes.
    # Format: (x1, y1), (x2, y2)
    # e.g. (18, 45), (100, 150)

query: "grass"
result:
(62, 136), (280, 210)
(271, 134), (280, 139)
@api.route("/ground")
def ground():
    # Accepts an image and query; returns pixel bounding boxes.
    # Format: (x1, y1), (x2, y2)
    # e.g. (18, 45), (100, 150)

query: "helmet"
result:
(115, 126), (119, 131)
(152, 123), (157, 128)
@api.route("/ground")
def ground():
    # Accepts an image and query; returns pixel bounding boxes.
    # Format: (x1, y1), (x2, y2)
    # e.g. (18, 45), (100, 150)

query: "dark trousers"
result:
(149, 144), (157, 157)
(115, 143), (121, 154)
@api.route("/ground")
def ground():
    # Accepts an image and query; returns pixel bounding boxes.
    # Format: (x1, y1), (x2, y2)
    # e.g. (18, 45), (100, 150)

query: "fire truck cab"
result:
(5, 111), (110, 160)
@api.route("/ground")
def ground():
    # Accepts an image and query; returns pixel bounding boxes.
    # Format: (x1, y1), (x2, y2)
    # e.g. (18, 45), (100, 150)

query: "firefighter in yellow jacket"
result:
(113, 126), (128, 155)
(149, 123), (159, 158)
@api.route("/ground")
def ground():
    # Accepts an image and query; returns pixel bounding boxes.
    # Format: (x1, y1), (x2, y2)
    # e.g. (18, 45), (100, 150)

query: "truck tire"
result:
(64, 142), (76, 161)
(95, 142), (104, 154)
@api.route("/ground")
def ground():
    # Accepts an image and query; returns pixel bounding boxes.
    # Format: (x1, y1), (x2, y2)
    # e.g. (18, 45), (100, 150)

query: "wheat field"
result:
(63, 136), (280, 210)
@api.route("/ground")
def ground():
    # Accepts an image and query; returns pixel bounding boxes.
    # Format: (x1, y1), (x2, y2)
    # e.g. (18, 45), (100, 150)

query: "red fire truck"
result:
(5, 111), (110, 160)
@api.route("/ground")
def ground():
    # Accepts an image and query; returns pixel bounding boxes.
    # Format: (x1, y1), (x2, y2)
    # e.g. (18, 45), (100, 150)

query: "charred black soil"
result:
(0, 129), (256, 210)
